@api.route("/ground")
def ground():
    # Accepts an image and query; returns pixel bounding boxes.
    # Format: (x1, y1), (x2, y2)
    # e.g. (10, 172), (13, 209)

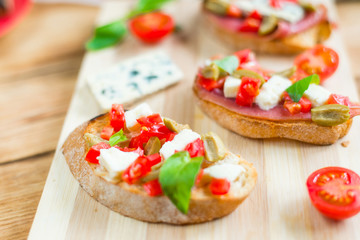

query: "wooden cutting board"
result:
(29, 1), (360, 239)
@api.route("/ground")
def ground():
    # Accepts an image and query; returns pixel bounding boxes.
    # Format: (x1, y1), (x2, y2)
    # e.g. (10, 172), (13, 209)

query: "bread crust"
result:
(62, 114), (257, 224)
(202, 12), (331, 55)
(193, 86), (352, 145)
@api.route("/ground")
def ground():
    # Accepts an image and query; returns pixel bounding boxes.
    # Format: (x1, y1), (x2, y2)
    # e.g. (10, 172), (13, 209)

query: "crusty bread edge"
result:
(193, 86), (352, 145)
(61, 115), (257, 224)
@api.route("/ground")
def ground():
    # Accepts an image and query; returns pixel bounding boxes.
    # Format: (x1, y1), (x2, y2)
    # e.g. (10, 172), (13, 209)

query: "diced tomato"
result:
(184, 138), (205, 158)
(136, 114), (163, 127)
(197, 73), (226, 91)
(269, 0), (281, 9)
(226, 4), (242, 18)
(109, 104), (125, 131)
(236, 92), (255, 107)
(100, 125), (114, 140)
(122, 153), (162, 184)
(327, 94), (351, 107)
(129, 124), (175, 149)
(129, 12), (174, 43)
(283, 92), (312, 114)
(284, 101), (302, 115)
(143, 179), (163, 196)
(294, 45), (339, 83)
(307, 167), (360, 220)
(233, 49), (256, 66)
(299, 97), (312, 113)
(238, 17), (261, 33)
(116, 146), (144, 156)
(239, 77), (261, 98)
(195, 169), (204, 185)
(209, 178), (231, 195)
(248, 10), (262, 20)
(85, 142), (111, 164)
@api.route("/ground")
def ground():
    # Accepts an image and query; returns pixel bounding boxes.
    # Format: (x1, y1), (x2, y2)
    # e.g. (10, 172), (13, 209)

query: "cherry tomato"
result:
(294, 45), (339, 83)
(85, 142), (111, 164)
(209, 178), (231, 195)
(198, 73), (226, 91)
(143, 179), (163, 196)
(306, 167), (360, 220)
(327, 94), (351, 107)
(226, 4), (242, 18)
(109, 104), (125, 131)
(122, 154), (162, 184)
(129, 12), (174, 43)
(184, 138), (205, 158)
(100, 125), (114, 140)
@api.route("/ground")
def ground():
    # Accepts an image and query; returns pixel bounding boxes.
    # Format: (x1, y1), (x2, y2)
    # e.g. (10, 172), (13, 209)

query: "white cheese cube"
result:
(255, 75), (292, 110)
(98, 147), (139, 179)
(203, 163), (246, 182)
(304, 84), (331, 107)
(159, 129), (201, 160)
(125, 103), (153, 129)
(223, 76), (241, 98)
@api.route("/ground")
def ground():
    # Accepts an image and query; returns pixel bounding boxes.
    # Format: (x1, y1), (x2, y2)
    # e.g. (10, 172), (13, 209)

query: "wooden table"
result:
(0, 2), (359, 239)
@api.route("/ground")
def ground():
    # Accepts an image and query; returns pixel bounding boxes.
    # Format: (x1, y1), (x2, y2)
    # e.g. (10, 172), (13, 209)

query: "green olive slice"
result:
(204, 0), (229, 16)
(258, 15), (278, 36)
(83, 133), (108, 147)
(232, 69), (265, 86)
(201, 63), (220, 80)
(311, 104), (350, 126)
(201, 132), (227, 162)
(163, 117), (190, 133)
(144, 137), (161, 156)
(273, 66), (297, 79)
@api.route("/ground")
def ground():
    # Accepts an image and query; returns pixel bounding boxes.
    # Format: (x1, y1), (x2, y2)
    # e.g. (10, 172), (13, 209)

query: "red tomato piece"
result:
(195, 169), (204, 185)
(122, 154), (162, 184)
(226, 4), (242, 18)
(85, 142), (111, 164)
(209, 178), (231, 195)
(299, 97), (312, 113)
(184, 138), (205, 158)
(238, 17), (261, 33)
(248, 10), (262, 20)
(283, 92), (312, 114)
(269, 0), (281, 9)
(233, 49), (256, 66)
(116, 147), (144, 156)
(239, 77), (261, 98)
(236, 92), (255, 107)
(294, 45), (339, 83)
(198, 73), (226, 91)
(327, 94), (351, 107)
(136, 114), (163, 127)
(129, 124), (175, 149)
(109, 104), (125, 131)
(284, 101), (302, 115)
(100, 125), (114, 140)
(306, 167), (360, 220)
(129, 12), (174, 43)
(143, 179), (163, 196)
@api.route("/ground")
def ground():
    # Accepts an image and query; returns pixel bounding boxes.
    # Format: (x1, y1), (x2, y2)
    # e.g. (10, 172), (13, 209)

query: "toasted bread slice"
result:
(202, 13), (331, 55)
(62, 113), (257, 224)
(193, 86), (352, 145)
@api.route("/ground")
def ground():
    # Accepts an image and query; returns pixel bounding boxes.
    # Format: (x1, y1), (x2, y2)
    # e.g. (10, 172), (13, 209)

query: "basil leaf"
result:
(86, 20), (127, 51)
(159, 151), (203, 214)
(127, 0), (174, 18)
(109, 129), (127, 147)
(286, 74), (320, 102)
(214, 56), (239, 74)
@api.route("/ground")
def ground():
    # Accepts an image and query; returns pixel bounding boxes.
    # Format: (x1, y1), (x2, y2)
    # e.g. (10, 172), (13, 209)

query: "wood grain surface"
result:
(1, 1), (360, 240)
(28, 1), (360, 240)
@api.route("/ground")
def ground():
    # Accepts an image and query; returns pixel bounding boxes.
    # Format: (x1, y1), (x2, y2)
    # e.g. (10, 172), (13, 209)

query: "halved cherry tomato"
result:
(283, 92), (312, 114)
(226, 4), (242, 18)
(209, 178), (231, 195)
(129, 12), (174, 43)
(109, 104), (125, 131)
(85, 142), (111, 164)
(143, 179), (163, 196)
(327, 94), (351, 107)
(306, 167), (360, 220)
(294, 45), (339, 83)
(184, 138), (205, 158)
(122, 153), (162, 184)
(100, 125), (115, 140)
(197, 73), (226, 91)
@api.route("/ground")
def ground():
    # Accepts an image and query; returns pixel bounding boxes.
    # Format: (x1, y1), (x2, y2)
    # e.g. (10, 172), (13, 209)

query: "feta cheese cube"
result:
(304, 84), (331, 107)
(203, 163), (246, 182)
(159, 129), (201, 160)
(98, 147), (139, 179)
(255, 75), (292, 110)
(223, 76), (241, 98)
(125, 103), (153, 129)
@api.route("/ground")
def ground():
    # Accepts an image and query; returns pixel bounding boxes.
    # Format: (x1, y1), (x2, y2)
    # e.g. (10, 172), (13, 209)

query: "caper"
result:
(232, 69), (265, 86)
(201, 63), (220, 80)
(311, 104), (350, 126)
(258, 15), (278, 36)
(273, 66), (297, 79)
(83, 133), (108, 147)
(204, 0), (229, 16)
(163, 117), (190, 133)
(144, 137), (161, 156)
(201, 132), (227, 162)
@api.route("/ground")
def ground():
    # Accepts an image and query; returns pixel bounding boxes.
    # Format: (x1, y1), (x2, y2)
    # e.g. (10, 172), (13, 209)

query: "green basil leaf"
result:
(286, 74), (320, 102)
(133, 0), (173, 16)
(86, 20), (127, 51)
(109, 129), (127, 147)
(159, 151), (203, 214)
(213, 56), (239, 74)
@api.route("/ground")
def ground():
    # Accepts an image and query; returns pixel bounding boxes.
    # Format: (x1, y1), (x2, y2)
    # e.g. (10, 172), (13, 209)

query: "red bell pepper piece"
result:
(85, 142), (111, 164)
(143, 179), (163, 196)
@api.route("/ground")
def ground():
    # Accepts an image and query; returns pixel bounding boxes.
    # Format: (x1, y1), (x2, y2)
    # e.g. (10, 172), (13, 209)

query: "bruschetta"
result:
(192, 47), (360, 145)
(62, 103), (257, 224)
(202, 0), (332, 54)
